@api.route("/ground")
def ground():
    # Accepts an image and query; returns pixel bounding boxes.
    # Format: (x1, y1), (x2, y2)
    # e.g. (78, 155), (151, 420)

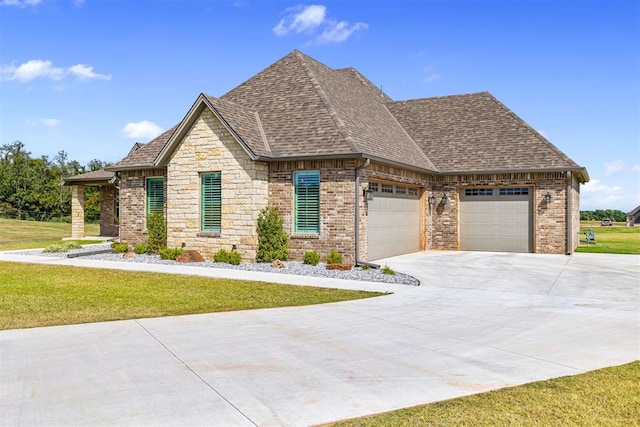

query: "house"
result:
(627, 206), (640, 227)
(64, 50), (589, 262)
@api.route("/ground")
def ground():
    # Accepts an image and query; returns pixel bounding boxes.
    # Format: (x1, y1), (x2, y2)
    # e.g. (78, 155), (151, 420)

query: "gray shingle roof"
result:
(387, 92), (582, 173)
(63, 169), (115, 185)
(104, 50), (584, 180)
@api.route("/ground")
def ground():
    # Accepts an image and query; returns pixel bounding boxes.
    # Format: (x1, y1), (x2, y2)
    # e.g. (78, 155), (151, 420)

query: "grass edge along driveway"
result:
(0, 261), (385, 330)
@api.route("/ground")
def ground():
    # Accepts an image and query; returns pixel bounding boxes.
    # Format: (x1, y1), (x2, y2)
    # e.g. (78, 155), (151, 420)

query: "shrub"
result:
(133, 243), (148, 255)
(43, 241), (83, 253)
(228, 250), (242, 266)
(256, 206), (289, 262)
(326, 249), (343, 265)
(381, 264), (396, 275)
(359, 264), (371, 271)
(159, 247), (183, 260)
(110, 242), (129, 254)
(303, 250), (320, 266)
(213, 248), (230, 263)
(146, 213), (166, 254)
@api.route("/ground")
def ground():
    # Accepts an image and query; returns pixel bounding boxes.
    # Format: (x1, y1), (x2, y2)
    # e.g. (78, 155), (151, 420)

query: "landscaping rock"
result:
(176, 250), (205, 263)
(122, 252), (135, 259)
(326, 263), (353, 271)
(271, 259), (285, 269)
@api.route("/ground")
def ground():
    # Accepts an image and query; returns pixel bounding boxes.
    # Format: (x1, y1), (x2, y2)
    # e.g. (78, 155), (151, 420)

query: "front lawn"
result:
(0, 262), (384, 330)
(0, 218), (101, 250)
(576, 223), (640, 254)
(330, 361), (640, 426)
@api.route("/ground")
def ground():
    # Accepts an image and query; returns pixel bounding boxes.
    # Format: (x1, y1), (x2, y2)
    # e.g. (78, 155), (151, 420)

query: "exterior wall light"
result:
(428, 194), (437, 208)
(441, 193), (449, 204)
(544, 192), (551, 204)
(364, 187), (374, 201)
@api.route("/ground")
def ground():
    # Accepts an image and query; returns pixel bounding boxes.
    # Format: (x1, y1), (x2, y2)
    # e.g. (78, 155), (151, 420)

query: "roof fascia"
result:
(439, 166), (589, 182)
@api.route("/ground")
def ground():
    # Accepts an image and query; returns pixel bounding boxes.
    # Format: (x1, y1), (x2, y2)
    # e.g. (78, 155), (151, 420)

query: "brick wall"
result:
(166, 110), (268, 261)
(269, 159), (357, 263)
(119, 168), (166, 245)
(431, 172), (574, 253)
(99, 185), (119, 237)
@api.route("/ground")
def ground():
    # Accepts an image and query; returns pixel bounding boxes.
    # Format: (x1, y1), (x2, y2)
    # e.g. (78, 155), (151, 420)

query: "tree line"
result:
(580, 209), (627, 223)
(0, 141), (109, 222)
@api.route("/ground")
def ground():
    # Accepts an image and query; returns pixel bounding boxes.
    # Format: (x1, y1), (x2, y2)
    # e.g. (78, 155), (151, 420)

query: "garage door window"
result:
(294, 171), (320, 234)
(500, 187), (529, 196)
(465, 188), (493, 196)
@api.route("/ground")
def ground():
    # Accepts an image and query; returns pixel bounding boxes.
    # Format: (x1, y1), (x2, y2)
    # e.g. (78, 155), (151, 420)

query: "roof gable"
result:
(106, 126), (177, 171)
(387, 92), (586, 177)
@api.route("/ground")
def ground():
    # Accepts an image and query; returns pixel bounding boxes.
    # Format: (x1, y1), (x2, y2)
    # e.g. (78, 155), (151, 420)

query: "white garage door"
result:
(459, 187), (532, 252)
(367, 183), (421, 260)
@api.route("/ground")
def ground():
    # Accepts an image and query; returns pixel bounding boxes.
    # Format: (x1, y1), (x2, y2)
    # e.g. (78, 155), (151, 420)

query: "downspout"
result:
(355, 158), (380, 268)
(566, 171), (573, 255)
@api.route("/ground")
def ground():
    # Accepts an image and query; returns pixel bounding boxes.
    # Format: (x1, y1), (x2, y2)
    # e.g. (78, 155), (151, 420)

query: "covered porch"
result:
(62, 169), (119, 239)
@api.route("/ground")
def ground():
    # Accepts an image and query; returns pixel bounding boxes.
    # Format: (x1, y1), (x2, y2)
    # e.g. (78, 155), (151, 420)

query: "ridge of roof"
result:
(293, 50), (360, 155)
(336, 67), (393, 102)
(106, 126), (177, 171)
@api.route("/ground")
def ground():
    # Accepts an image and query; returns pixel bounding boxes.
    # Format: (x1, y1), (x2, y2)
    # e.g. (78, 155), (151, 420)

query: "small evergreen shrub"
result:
(159, 247), (183, 260)
(228, 250), (242, 266)
(256, 206), (289, 262)
(381, 264), (396, 275)
(303, 250), (321, 266)
(359, 264), (371, 271)
(43, 241), (83, 253)
(134, 243), (148, 255)
(326, 249), (343, 265)
(146, 213), (166, 254)
(111, 242), (129, 254)
(213, 248), (230, 263)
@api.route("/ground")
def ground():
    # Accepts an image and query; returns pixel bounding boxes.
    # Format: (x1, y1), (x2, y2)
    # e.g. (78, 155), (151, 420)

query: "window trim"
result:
(146, 177), (164, 216)
(201, 172), (222, 233)
(294, 170), (320, 234)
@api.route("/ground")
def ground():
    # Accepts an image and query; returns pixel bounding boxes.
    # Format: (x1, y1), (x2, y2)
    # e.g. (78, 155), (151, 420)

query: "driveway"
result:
(1, 251), (638, 426)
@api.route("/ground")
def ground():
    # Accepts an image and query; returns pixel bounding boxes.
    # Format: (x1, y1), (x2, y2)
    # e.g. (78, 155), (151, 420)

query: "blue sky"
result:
(0, 0), (638, 212)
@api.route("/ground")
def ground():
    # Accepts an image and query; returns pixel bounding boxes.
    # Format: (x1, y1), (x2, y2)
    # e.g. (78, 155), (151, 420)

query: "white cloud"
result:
(580, 178), (628, 210)
(274, 4), (326, 35)
(604, 160), (627, 176)
(316, 20), (368, 44)
(423, 66), (442, 83)
(123, 121), (163, 140)
(26, 117), (61, 127)
(1, 59), (111, 83)
(69, 64), (111, 80)
(273, 4), (366, 44)
(0, 0), (41, 7)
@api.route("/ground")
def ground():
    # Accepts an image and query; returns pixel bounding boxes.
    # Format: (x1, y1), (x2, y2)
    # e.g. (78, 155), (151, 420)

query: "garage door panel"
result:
(368, 193), (421, 261)
(460, 188), (532, 253)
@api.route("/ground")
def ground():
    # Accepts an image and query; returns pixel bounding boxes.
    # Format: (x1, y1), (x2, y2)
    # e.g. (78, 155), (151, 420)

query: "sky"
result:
(0, 0), (638, 212)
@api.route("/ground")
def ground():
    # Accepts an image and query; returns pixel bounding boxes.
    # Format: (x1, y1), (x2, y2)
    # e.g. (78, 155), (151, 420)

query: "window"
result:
(408, 187), (418, 197)
(201, 173), (222, 232)
(500, 187), (530, 196)
(465, 188), (493, 196)
(369, 182), (379, 192)
(146, 177), (164, 216)
(381, 184), (393, 193)
(294, 171), (320, 233)
(396, 186), (407, 195)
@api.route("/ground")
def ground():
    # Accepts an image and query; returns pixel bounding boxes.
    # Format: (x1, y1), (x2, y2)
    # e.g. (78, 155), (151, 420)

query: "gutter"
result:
(566, 171), (573, 255)
(354, 158), (380, 268)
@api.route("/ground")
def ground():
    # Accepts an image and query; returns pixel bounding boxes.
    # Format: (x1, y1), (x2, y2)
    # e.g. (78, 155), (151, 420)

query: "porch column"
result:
(71, 185), (85, 239)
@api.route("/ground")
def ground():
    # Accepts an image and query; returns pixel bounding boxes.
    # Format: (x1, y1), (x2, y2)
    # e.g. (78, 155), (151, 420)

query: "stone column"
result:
(71, 185), (85, 239)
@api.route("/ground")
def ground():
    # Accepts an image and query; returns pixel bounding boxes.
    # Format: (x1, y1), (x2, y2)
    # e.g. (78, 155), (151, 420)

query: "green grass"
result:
(0, 218), (101, 250)
(576, 222), (640, 254)
(0, 262), (384, 330)
(330, 361), (640, 427)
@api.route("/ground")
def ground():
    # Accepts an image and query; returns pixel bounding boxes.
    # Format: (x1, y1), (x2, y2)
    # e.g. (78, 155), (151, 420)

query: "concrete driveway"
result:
(1, 251), (638, 426)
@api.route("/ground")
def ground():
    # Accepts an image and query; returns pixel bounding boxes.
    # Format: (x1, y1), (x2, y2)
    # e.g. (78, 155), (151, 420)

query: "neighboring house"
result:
(627, 206), (640, 227)
(64, 50), (589, 262)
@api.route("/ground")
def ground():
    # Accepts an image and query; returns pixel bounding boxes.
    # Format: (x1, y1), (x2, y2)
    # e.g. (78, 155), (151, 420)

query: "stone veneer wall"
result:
(166, 110), (268, 261)
(269, 159), (357, 263)
(432, 171), (572, 254)
(119, 168), (167, 245)
(99, 185), (119, 237)
(71, 185), (84, 239)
